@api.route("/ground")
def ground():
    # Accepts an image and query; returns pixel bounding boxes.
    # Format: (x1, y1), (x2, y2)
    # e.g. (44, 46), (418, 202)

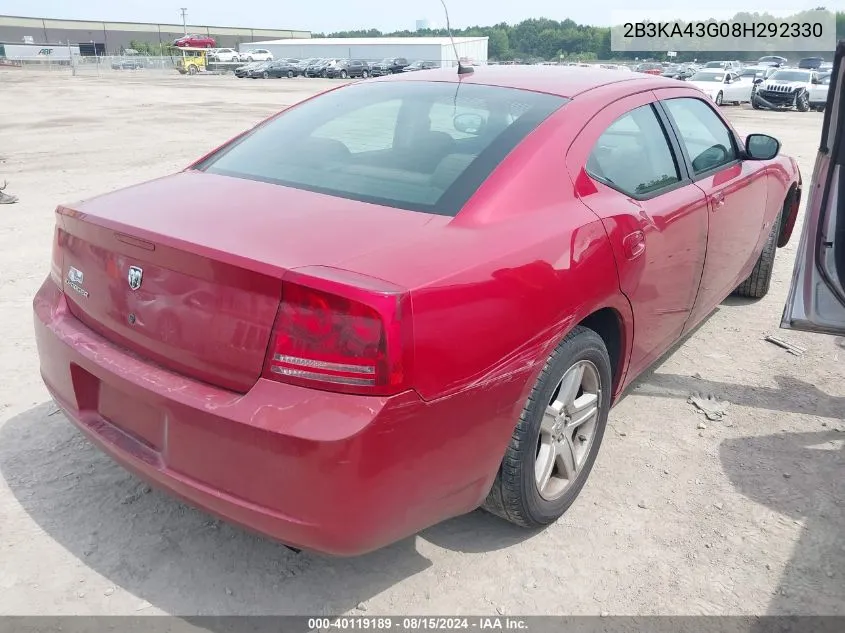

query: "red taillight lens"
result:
(262, 267), (413, 396)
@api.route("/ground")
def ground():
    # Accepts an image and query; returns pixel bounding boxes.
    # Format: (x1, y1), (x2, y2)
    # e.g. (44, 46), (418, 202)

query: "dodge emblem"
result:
(127, 266), (143, 290)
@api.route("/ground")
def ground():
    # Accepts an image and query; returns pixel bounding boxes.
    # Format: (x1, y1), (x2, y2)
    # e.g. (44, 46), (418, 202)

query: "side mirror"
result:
(725, 77), (732, 84)
(811, 76), (820, 84)
(745, 134), (780, 160)
(454, 113), (484, 135)
(753, 78), (763, 84)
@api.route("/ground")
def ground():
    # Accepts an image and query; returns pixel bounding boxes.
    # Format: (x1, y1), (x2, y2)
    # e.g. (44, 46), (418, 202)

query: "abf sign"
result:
(667, 51), (677, 57)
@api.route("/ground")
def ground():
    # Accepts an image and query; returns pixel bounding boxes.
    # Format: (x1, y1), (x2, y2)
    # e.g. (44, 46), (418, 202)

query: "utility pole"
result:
(180, 8), (188, 35)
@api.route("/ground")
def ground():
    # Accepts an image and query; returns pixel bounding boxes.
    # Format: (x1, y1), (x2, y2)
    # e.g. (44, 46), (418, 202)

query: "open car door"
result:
(782, 40), (845, 335)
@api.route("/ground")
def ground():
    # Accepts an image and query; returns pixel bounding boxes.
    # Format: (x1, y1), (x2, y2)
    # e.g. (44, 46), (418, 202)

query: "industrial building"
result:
(0, 14), (309, 54)
(239, 37), (489, 67)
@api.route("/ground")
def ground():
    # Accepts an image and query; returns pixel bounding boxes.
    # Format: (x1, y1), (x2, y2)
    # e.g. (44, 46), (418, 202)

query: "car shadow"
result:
(0, 402), (539, 621)
(634, 372), (845, 420)
(719, 429), (845, 616)
(0, 403), (436, 620)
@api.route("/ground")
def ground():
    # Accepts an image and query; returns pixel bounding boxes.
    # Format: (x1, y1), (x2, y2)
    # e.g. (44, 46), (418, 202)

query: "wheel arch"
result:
(578, 307), (627, 397)
(778, 181), (802, 248)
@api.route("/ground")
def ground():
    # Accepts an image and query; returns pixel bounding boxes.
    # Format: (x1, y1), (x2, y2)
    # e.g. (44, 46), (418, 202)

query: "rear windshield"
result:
(198, 81), (566, 216)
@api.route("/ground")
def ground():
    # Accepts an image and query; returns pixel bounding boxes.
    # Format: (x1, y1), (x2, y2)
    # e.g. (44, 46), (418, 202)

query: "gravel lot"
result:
(0, 69), (842, 618)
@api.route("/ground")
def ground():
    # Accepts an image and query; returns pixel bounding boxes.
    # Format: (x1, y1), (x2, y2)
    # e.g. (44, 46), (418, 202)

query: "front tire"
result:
(262, 71), (269, 79)
(733, 206), (783, 299)
(796, 90), (810, 112)
(482, 326), (611, 527)
(340, 70), (348, 79)
(362, 70), (369, 78)
(287, 70), (294, 78)
(715, 91), (723, 106)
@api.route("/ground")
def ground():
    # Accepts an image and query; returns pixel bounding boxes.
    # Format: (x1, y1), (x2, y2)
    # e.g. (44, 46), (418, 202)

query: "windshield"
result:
(198, 82), (566, 216)
(704, 61), (725, 68)
(770, 70), (811, 82)
(691, 72), (724, 82)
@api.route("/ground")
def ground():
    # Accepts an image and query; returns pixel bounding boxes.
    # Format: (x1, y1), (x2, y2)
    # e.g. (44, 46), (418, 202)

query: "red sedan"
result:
(173, 34), (216, 48)
(34, 67), (801, 556)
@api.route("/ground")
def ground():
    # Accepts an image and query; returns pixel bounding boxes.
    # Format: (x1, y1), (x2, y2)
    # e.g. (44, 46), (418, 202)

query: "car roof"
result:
(374, 65), (680, 98)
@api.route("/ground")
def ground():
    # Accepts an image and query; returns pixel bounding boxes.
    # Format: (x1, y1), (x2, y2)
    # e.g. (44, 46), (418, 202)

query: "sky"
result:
(2, 0), (835, 33)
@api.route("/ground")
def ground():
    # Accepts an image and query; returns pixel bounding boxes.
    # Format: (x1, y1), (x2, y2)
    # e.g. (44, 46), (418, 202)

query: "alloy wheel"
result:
(535, 360), (601, 501)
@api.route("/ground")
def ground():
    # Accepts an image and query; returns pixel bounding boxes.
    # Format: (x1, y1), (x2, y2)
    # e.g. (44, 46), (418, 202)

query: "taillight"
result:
(262, 267), (414, 396)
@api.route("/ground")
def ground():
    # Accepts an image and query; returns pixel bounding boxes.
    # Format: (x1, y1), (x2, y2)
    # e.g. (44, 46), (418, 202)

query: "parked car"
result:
(661, 65), (696, 80)
(173, 34), (216, 48)
(807, 72), (831, 110)
(703, 60), (740, 70)
(208, 48), (240, 62)
(34, 67), (800, 556)
(798, 56), (825, 70)
(753, 68), (819, 111)
(686, 69), (753, 105)
(402, 60), (438, 72)
(305, 59), (342, 77)
(757, 55), (787, 67)
(255, 60), (301, 79)
(634, 62), (663, 75)
(370, 57), (409, 76)
(326, 59), (371, 79)
(741, 65), (779, 99)
(111, 59), (144, 70)
(245, 61), (274, 78)
(242, 49), (273, 62)
(234, 62), (262, 78)
(782, 41), (844, 335)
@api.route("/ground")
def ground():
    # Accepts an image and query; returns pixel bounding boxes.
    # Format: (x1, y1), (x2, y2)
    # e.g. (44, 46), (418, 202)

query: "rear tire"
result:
(362, 70), (369, 78)
(733, 207), (783, 299)
(481, 326), (612, 527)
(287, 70), (294, 78)
(340, 70), (348, 79)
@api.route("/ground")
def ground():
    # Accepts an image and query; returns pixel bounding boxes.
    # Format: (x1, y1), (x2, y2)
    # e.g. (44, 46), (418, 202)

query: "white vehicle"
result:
(242, 49), (273, 62)
(703, 60), (740, 70)
(686, 69), (753, 106)
(210, 48), (240, 62)
(753, 68), (818, 111)
(808, 72), (831, 110)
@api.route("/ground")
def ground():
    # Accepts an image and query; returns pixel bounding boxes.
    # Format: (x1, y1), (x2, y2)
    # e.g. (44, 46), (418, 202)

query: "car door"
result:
(658, 92), (771, 333)
(568, 93), (709, 377)
(783, 41), (845, 334)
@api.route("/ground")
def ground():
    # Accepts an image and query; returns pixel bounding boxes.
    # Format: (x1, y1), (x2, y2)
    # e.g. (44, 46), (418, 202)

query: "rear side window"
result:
(586, 104), (681, 197)
(199, 82), (566, 216)
(663, 98), (737, 175)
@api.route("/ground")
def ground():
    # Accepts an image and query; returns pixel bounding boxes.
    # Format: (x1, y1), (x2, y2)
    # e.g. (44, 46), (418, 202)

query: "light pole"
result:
(180, 8), (188, 36)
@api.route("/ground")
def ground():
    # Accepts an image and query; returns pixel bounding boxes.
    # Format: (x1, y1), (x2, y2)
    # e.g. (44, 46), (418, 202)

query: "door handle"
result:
(712, 192), (726, 209)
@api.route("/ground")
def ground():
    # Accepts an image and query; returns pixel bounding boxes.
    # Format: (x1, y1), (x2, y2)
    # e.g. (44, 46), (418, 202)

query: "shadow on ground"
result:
(0, 403), (536, 622)
(720, 429), (844, 616)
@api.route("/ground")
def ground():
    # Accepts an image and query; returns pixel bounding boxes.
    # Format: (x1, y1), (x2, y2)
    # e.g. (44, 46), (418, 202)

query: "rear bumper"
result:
(33, 279), (503, 555)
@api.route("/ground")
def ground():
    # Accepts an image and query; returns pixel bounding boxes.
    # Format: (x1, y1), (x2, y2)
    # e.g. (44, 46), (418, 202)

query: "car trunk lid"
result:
(57, 170), (443, 392)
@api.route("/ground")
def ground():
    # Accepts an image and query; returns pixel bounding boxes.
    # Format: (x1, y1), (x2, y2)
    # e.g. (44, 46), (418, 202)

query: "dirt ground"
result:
(0, 69), (842, 618)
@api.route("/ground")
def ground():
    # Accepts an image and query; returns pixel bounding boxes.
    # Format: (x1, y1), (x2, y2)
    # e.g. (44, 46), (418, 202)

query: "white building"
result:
(239, 36), (488, 67)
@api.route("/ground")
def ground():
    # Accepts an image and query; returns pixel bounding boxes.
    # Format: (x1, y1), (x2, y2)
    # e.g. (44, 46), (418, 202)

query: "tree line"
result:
(313, 10), (845, 62)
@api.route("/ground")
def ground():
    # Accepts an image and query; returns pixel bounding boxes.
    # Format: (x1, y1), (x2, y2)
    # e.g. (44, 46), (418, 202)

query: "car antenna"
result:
(439, 0), (473, 76)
